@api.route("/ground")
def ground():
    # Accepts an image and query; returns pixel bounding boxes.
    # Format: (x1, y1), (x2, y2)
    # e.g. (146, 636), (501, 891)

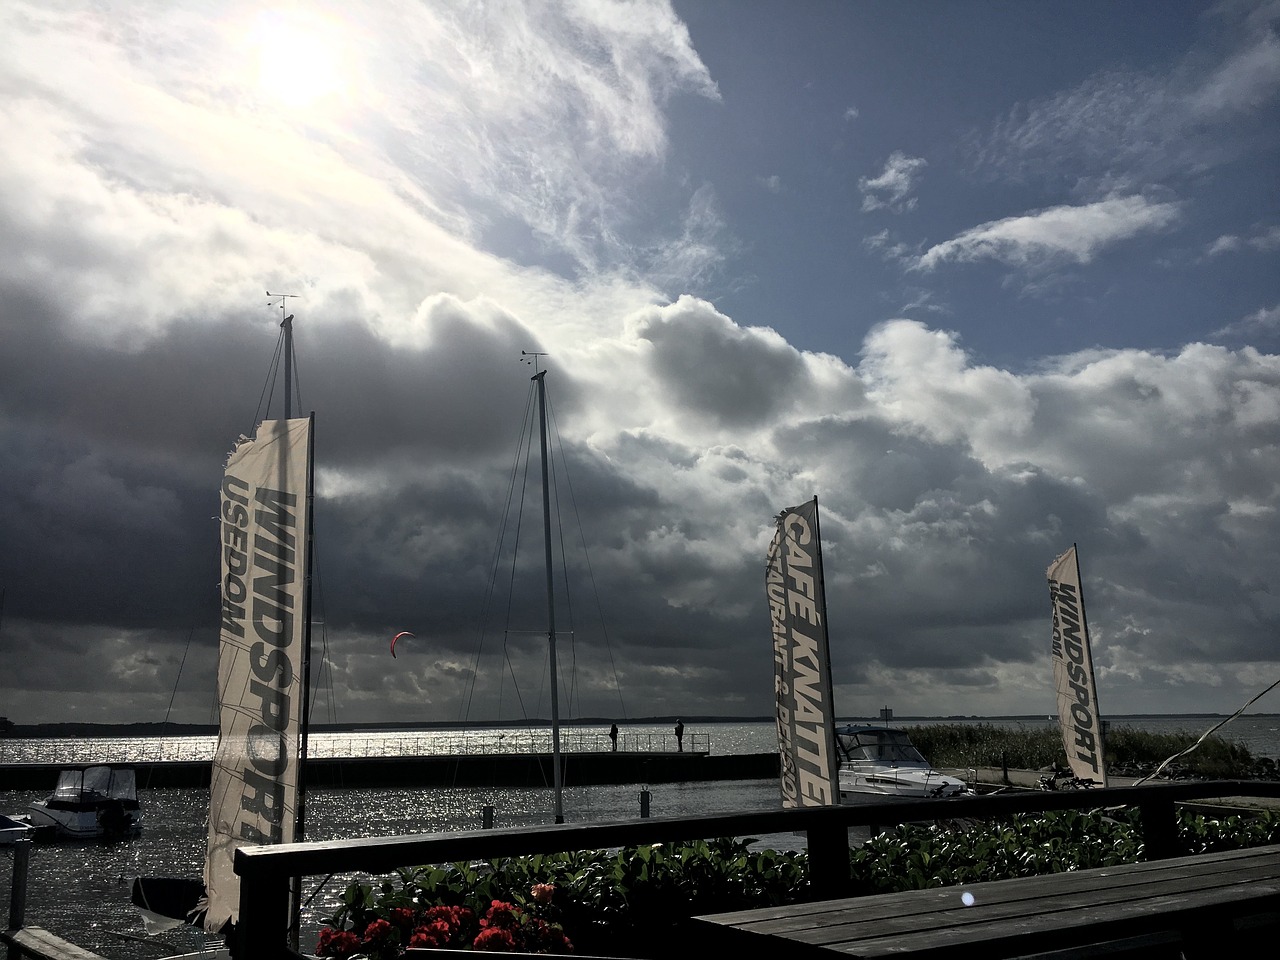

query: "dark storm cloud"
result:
(632, 296), (809, 427)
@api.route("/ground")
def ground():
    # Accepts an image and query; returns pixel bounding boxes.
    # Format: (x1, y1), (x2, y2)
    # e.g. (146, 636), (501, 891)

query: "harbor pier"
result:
(0, 750), (779, 791)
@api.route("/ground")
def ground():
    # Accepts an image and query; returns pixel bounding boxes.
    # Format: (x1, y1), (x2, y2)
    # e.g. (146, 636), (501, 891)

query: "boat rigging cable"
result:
(461, 368), (627, 724)
(1135, 674), (1280, 785)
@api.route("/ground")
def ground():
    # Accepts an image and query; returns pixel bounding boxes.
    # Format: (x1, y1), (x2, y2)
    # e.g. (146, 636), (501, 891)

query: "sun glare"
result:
(249, 10), (348, 110)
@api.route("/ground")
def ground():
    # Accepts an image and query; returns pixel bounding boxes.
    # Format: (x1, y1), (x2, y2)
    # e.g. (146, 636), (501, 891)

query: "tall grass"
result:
(907, 722), (1262, 779)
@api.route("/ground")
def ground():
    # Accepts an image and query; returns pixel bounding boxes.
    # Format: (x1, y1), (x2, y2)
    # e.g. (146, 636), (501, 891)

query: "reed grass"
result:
(906, 722), (1263, 779)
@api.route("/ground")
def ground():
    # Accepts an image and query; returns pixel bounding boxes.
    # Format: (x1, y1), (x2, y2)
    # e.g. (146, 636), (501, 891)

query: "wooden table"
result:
(692, 844), (1280, 958)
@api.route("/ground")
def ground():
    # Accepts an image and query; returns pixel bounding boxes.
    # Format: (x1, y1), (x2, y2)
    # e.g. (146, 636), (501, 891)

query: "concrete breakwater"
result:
(0, 750), (780, 791)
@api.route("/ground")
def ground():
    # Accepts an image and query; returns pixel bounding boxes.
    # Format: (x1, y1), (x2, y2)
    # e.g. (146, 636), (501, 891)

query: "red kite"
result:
(391, 631), (414, 658)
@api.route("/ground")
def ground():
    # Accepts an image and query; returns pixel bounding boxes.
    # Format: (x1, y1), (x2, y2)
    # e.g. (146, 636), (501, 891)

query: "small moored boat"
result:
(26, 765), (143, 839)
(835, 724), (970, 802)
(0, 812), (37, 844)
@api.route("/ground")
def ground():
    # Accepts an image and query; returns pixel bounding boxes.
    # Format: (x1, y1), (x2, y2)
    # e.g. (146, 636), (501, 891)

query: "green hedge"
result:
(315, 807), (1280, 957)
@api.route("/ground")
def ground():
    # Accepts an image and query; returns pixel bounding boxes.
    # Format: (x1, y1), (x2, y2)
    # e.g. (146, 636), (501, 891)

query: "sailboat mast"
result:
(808, 496), (839, 765)
(533, 370), (565, 824)
(282, 313), (314, 948)
(283, 316), (292, 421)
(1070, 542), (1106, 787)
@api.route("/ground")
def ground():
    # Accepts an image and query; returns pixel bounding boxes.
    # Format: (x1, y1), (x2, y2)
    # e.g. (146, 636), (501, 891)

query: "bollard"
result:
(639, 788), (650, 818)
(482, 805), (494, 830)
(9, 837), (31, 930)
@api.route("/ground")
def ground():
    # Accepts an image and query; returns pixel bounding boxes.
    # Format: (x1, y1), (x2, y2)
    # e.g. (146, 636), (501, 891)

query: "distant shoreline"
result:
(2, 713), (1268, 739)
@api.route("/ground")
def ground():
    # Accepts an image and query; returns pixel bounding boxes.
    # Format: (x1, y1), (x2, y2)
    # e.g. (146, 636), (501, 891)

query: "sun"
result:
(249, 10), (348, 110)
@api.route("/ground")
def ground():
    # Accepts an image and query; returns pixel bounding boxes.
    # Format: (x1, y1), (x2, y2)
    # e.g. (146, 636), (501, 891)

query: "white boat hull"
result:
(839, 767), (971, 804)
(25, 803), (142, 839)
(26, 765), (143, 840)
(0, 814), (36, 845)
(834, 725), (972, 805)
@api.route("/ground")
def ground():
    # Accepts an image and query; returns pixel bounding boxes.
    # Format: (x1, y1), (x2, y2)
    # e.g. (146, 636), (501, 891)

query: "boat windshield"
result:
(50, 766), (137, 801)
(837, 729), (929, 764)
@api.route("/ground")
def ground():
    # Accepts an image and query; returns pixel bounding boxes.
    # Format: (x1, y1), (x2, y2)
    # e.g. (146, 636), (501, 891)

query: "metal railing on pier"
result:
(0, 730), (712, 767)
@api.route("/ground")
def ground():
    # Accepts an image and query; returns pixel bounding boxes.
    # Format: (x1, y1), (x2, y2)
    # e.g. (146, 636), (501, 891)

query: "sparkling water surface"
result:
(2, 716), (1277, 959)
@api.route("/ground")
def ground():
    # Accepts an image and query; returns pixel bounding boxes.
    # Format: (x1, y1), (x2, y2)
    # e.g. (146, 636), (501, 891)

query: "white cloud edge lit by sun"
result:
(859, 151), (927, 213)
(1206, 225), (1280, 257)
(1211, 303), (1280, 342)
(913, 195), (1183, 272)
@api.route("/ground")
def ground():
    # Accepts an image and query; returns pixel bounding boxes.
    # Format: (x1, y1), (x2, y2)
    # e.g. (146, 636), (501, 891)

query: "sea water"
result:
(2, 716), (1277, 959)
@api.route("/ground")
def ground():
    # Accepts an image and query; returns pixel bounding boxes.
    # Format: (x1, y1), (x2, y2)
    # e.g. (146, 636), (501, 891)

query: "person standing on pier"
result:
(609, 723), (618, 751)
(675, 719), (684, 752)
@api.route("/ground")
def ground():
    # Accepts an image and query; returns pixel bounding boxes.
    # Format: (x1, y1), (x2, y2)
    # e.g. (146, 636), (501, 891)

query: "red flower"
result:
(362, 918), (393, 944)
(390, 907), (416, 929)
(409, 921), (450, 949)
(480, 900), (523, 930)
(315, 927), (361, 958)
(473, 926), (518, 951)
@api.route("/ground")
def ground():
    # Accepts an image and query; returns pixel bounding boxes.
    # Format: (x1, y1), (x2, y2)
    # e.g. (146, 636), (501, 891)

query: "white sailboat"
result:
(767, 498), (968, 806)
(133, 308), (317, 956)
(1046, 544), (1108, 787)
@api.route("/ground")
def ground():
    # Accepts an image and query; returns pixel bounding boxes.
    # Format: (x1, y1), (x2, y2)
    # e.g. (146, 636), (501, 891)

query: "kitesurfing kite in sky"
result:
(390, 631), (414, 658)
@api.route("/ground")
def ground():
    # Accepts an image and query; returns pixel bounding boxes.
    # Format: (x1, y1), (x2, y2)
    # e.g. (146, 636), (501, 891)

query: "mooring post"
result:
(805, 821), (850, 896)
(639, 788), (651, 818)
(8, 838), (30, 931)
(482, 805), (495, 830)
(1140, 797), (1179, 860)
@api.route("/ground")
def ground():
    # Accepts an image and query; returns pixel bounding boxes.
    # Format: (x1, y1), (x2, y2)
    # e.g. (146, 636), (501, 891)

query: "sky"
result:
(1, 0), (1279, 729)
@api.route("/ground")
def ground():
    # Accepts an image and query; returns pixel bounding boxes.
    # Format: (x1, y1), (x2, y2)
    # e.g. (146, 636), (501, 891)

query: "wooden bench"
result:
(0, 926), (109, 960)
(691, 843), (1280, 958)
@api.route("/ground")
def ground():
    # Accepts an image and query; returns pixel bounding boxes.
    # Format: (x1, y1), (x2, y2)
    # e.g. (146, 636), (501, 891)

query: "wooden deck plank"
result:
(0, 926), (109, 960)
(717, 845), (1280, 934)
(794, 880), (1280, 957)
(693, 844), (1280, 959)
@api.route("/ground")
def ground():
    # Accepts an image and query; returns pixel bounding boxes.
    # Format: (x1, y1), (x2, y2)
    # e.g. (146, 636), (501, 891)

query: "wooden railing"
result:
(233, 780), (1280, 958)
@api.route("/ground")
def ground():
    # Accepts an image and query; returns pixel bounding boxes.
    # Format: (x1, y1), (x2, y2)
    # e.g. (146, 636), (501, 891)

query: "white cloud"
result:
(858, 320), (1034, 452)
(3, 1), (1280, 724)
(862, 229), (916, 264)
(974, 3), (1280, 186)
(1207, 225), (1280, 256)
(859, 151), (926, 213)
(1186, 28), (1280, 117)
(915, 195), (1182, 271)
(1211, 303), (1280, 342)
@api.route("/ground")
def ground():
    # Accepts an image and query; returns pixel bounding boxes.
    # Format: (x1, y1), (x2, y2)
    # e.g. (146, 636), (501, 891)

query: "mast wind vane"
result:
(267, 291), (300, 328)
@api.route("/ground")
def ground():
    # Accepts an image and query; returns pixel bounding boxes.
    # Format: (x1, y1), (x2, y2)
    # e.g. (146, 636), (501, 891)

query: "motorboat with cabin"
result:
(835, 725), (971, 803)
(26, 765), (143, 839)
(0, 812), (37, 844)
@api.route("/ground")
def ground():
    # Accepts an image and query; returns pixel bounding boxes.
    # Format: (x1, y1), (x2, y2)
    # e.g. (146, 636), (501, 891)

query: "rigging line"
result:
(308, 539), (337, 727)
(162, 626), (196, 726)
(499, 391), (542, 724)
(251, 325), (288, 430)
(545, 399), (580, 718)
(546, 389), (628, 720)
(501, 628), (536, 736)
(458, 388), (525, 721)
(459, 380), (539, 722)
(145, 625), (196, 789)
(1134, 675), (1280, 785)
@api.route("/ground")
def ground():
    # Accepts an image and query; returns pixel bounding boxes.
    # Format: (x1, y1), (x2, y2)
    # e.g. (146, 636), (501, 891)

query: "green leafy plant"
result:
(315, 808), (1280, 956)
